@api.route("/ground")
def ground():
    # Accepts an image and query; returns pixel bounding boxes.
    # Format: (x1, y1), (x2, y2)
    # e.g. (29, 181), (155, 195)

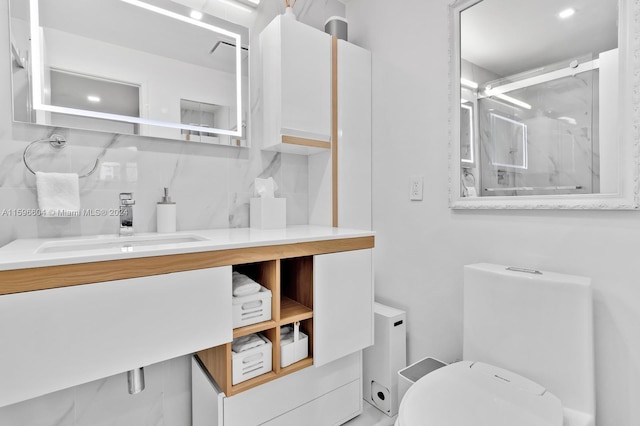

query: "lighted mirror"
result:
(9, 0), (249, 146)
(449, 0), (639, 209)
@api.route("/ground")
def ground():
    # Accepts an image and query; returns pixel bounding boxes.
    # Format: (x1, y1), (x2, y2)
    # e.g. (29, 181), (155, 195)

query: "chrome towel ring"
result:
(23, 134), (101, 178)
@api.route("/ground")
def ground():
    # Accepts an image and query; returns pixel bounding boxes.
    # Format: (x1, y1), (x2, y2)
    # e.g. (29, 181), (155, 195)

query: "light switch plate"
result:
(410, 176), (423, 201)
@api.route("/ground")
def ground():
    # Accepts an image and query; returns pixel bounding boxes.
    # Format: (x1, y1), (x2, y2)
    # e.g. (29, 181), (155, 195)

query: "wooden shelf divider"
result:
(232, 320), (278, 339)
(279, 357), (314, 377)
(280, 297), (313, 324)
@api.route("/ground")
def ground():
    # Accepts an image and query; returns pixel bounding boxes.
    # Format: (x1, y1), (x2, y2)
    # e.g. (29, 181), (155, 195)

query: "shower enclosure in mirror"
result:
(8, 0), (249, 146)
(449, 0), (640, 209)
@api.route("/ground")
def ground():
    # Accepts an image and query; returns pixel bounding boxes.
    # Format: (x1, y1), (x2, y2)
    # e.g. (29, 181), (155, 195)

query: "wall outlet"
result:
(410, 176), (423, 201)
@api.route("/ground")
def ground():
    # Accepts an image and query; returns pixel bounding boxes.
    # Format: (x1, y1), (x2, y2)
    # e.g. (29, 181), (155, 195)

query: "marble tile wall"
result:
(0, 357), (190, 426)
(0, 107), (311, 249)
(0, 0), (345, 423)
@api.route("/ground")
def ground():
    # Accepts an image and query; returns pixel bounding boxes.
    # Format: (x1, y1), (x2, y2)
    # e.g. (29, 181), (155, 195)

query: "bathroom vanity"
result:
(0, 226), (374, 424)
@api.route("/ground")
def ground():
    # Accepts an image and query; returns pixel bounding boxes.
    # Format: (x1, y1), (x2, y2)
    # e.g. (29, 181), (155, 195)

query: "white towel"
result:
(232, 272), (262, 297)
(232, 333), (266, 353)
(35, 172), (80, 217)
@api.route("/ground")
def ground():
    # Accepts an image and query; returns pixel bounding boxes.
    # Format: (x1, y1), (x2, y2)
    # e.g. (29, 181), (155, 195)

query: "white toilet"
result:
(396, 263), (595, 426)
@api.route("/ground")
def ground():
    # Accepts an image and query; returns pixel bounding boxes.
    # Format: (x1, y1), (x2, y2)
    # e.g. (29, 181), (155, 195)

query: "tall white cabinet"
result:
(191, 15), (374, 426)
(260, 15), (372, 230)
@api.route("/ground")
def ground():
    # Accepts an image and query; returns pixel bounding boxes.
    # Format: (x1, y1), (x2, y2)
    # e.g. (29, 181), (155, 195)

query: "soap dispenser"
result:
(157, 187), (176, 233)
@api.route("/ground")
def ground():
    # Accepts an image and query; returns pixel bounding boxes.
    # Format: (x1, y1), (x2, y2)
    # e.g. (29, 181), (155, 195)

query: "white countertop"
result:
(0, 226), (374, 271)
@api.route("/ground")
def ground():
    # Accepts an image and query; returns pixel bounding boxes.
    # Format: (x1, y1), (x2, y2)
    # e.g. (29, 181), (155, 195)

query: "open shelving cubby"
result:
(196, 255), (315, 396)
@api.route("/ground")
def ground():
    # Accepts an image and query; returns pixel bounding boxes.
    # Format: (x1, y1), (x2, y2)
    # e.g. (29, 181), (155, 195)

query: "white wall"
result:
(346, 1), (640, 425)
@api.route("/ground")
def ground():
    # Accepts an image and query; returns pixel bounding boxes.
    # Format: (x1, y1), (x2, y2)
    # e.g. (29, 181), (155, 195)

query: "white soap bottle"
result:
(157, 187), (176, 233)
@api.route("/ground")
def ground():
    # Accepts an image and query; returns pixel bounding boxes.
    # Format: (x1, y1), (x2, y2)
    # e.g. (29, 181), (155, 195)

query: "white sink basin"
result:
(36, 234), (209, 254)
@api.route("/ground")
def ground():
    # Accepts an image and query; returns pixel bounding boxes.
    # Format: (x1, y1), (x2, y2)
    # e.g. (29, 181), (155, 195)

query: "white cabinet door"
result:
(337, 40), (372, 230)
(314, 249), (373, 367)
(261, 15), (331, 152)
(280, 17), (331, 140)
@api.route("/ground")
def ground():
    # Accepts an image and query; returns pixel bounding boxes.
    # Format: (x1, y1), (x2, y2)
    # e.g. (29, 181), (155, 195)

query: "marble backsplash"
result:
(0, 126), (309, 247)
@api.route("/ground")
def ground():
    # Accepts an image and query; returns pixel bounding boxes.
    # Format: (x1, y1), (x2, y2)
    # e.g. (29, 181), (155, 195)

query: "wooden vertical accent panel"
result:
(302, 318), (314, 359)
(272, 260), (281, 322)
(332, 35), (339, 227)
(265, 261), (280, 371)
(197, 343), (232, 395)
(262, 327), (280, 375)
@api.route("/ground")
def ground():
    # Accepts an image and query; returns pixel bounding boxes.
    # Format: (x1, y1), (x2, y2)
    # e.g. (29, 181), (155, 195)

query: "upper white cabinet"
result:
(260, 16), (332, 154)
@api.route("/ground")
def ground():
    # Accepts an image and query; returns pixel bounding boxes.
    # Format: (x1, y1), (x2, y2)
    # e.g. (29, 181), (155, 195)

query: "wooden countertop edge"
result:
(0, 236), (374, 296)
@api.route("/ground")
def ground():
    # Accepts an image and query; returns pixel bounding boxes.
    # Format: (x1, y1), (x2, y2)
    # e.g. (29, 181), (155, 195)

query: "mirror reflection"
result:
(459, 0), (618, 197)
(9, 0), (249, 146)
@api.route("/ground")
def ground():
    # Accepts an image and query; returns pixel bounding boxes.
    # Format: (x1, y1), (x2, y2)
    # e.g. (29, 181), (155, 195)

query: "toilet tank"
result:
(463, 263), (595, 420)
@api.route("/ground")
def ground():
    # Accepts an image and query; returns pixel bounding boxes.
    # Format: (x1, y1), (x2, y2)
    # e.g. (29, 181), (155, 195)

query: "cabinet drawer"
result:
(223, 352), (361, 426)
(192, 353), (362, 426)
(262, 379), (361, 426)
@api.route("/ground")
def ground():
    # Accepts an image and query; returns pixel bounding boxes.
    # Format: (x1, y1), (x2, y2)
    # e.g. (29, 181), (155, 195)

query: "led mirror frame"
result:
(460, 102), (474, 164)
(28, 0), (244, 138)
(448, 0), (640, 209)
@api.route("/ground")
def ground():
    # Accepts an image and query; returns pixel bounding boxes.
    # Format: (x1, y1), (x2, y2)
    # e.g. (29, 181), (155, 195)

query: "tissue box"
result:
(250, 198), (286, 229)
(232, 334), (272, 385)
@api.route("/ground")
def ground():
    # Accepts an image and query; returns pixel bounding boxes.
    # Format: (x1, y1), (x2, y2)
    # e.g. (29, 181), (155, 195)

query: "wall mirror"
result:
(449, 0), (639, 209)
(9, 0), (249, 146)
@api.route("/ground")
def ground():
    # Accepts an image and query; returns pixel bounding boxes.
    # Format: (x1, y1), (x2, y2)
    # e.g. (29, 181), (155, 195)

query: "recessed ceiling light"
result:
(558, 8), (575, 19)
(190, 10), (203, 20)
(87, 95), (101, 103)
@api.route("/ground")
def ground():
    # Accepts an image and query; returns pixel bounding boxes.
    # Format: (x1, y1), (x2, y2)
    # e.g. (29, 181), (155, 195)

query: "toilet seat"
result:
(396, 361), (563, 426)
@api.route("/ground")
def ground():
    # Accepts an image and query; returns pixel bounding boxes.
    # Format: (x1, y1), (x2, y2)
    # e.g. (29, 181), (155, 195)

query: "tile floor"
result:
(345, 401), (397, 426)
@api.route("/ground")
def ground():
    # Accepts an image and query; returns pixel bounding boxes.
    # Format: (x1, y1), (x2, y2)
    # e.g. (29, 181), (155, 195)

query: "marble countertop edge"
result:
(0, 225), (375, 271)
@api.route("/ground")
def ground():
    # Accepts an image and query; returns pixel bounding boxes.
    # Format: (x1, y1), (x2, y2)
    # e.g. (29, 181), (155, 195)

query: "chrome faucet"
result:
(119, 193), (135, 236)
